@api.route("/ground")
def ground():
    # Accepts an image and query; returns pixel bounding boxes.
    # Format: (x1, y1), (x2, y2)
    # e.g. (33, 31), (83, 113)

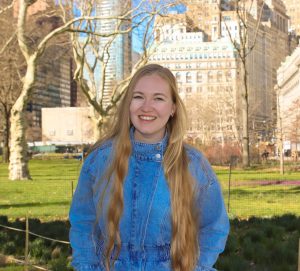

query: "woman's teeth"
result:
(139, 115), (156, 120)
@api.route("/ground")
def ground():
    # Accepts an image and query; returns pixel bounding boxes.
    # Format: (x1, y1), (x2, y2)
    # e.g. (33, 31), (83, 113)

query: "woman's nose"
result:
(141, 99), (153, 111)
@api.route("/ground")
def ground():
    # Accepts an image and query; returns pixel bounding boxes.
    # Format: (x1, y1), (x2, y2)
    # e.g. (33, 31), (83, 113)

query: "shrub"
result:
(51, 246), (62, 259)
(198, 143), (241, 165)
(3, 241), (16, 255)
(30, 238), (51, 263)
(49, 256), (72, 271)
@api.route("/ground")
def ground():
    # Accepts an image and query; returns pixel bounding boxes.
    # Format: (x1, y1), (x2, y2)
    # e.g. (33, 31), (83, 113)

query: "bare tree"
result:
(275, 85), (284, 174)
(184, 92), (216, 145)
(66, 0), (178, 139)
(222, 0), (265, 167)
(8, 0), (179, 180)
(0, 0), (23, 163)
(287, 99), (300, 161)
(184, 87), (239, 147)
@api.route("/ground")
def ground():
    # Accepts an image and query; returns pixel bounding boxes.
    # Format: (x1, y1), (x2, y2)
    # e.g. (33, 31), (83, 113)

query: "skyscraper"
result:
(95, 0), (132, 107)
(282, 0), (300, 36)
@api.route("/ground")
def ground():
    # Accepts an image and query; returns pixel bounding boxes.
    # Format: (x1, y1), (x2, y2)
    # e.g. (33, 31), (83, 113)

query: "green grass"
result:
(0, 159), (82, 220)
(0, 159), (300, 220)
(0, 266), (26, 271)
(215, 166), (300, 218)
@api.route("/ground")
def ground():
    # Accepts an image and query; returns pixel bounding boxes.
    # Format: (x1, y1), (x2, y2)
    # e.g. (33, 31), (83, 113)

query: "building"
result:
(282, 0), (300, 36)
(11, 0), (78, 142)
(94, 0), (132, 106)
(150, 0), (292, 146)
(184, 0), (231, 41)
(277, 44), (300, 155)
(220, 6), (289, 137)
(184, 0), (291, 142)
(25, 16), (75, 142)
(42, 107), (94, 144)
(150, 14), (240, 145)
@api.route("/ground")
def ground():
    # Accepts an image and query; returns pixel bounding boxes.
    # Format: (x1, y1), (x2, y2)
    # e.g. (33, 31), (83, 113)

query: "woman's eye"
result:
(155, 97), (164, 101)
(133, 95), (143, 99)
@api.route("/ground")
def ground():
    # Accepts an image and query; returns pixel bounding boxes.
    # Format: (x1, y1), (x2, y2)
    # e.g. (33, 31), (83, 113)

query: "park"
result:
(0, 156), (299, 270)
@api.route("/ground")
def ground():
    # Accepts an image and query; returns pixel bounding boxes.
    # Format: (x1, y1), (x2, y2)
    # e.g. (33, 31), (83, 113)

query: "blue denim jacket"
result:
(69, 132), (230, 271)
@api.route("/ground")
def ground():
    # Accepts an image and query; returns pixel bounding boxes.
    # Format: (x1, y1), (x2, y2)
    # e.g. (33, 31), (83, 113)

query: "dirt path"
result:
(232, 180), (300, 187)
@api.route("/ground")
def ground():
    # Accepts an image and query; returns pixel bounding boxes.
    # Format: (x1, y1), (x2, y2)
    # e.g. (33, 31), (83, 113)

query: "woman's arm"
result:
(195, 154), (230, 271)
(69, 153), (104, 271)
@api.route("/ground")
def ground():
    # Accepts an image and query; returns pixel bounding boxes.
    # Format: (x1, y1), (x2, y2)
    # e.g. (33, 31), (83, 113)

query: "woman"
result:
(69, 64), (230, 271)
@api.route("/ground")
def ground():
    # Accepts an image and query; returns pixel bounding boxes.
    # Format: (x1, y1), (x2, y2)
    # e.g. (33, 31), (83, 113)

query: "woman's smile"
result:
(129, 73), (175, 143)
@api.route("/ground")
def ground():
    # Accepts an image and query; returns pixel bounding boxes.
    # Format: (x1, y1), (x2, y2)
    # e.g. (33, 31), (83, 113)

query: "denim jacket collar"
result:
(130, 127), (168, 162)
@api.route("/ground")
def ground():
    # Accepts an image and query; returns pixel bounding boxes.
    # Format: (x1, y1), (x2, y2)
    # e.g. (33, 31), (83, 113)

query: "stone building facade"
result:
(277, 44), (300, 154)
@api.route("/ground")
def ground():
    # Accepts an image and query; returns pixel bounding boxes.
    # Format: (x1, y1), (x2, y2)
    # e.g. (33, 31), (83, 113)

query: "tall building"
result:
(151, 0), (292, 145)
(27, 45), (74, 142)
(220, 0), (290, 133)
(185, 0), (221, 41)
(11, 0), (76, 142)
(277, 44), (300, 155)
(151, 15), (240, 144)
(282, 0), (300, 36)
(95, 0), (132, 107)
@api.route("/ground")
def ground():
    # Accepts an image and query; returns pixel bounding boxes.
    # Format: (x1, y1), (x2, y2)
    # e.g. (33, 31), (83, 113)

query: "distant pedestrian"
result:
(261, 149), (269, 160)
(69, 64), (229, 271)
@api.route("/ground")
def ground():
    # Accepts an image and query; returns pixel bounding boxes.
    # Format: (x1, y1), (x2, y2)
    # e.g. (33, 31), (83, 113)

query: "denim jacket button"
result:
(155, 153), (161, 159)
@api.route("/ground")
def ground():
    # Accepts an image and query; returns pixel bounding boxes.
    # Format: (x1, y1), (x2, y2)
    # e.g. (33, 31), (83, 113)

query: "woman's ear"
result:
(171, 104), (176, 117)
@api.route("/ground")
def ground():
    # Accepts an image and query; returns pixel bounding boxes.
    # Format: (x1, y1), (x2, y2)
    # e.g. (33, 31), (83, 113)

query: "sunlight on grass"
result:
(0, 159), (299, 220)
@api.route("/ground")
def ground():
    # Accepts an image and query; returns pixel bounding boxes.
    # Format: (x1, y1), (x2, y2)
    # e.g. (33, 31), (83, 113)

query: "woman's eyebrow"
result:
(153, 93), (167, 97)
(132, 91), (167, 97)
(132, 91), (144, 94)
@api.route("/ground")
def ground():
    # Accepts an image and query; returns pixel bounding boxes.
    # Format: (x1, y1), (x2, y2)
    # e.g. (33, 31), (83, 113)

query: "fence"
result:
(0, 158), (300, 270)
(0, 216), (70, 270)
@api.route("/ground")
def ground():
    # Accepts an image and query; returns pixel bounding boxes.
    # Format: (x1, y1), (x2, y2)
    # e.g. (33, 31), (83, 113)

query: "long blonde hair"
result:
(92, 64), (199, 271)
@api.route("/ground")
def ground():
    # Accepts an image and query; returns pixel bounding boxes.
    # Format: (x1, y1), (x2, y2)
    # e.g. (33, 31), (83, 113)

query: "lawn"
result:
(0, 159), (299, 271)
(0, 159), (300, 220)
(0, 159), (81, 220)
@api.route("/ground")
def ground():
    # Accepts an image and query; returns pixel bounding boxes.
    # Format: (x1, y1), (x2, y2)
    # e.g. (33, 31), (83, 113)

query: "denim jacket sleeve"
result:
(189, 150), (230, 271)
(69, 152), (104, 271)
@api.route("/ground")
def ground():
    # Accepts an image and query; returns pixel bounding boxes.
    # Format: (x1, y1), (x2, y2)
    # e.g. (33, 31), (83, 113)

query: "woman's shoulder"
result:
(184, 143), (217, 186)
(184, 143), (204, 161)
(83, 139), (114, 165)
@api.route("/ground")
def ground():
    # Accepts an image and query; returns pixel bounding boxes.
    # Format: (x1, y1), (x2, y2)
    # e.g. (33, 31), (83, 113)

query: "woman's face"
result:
(129, 73), (175, 143)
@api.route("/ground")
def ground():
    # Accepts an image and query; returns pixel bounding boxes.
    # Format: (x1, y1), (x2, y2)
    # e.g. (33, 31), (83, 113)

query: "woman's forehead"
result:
(133, 74), (171, 91)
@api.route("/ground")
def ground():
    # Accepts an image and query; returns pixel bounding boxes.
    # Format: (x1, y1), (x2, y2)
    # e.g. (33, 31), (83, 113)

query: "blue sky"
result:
(131, 0), (186, 53)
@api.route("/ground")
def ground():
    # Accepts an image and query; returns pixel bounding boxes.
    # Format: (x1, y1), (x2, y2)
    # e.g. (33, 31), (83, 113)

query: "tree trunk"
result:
(241, 60), (250, 168)
(9, 104), (31, 180)
(2, 106), (10, 163)
(8, 58), (35, 180)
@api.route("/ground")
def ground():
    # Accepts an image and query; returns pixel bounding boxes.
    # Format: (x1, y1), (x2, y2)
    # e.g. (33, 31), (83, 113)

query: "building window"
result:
(207, 71), (213, 82)
(176, 72), (181, 82)
(217, 71), (222, 82)
(186, 72), (192, 83)
(156, 29), (160, 41)
(49, 130), (56, 136)
(226, 70), (232, 81)
(197, 72), (202, 83)
(67, 130), (73, 136)
(186, 87), (192, 93)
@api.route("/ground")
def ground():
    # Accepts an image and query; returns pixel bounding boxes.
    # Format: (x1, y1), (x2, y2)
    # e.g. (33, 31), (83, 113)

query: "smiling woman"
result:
(130, 73), (176, 143)
(69, 64), (229, 271)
